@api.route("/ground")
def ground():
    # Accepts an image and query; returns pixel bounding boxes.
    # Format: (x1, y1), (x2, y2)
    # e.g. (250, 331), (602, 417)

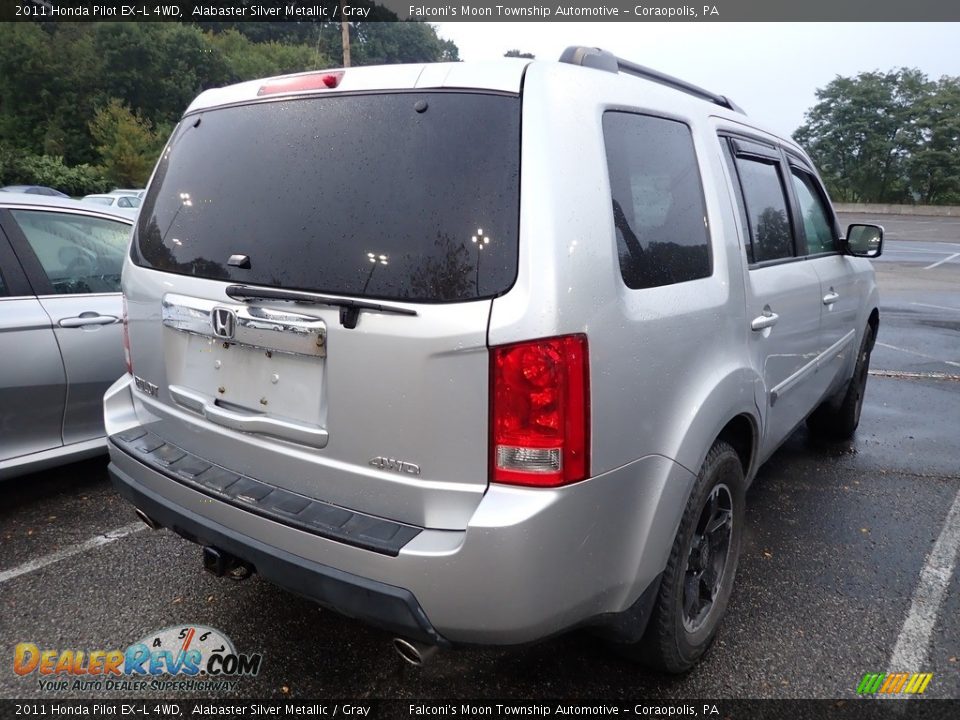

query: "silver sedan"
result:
(0, 194), (136, 479)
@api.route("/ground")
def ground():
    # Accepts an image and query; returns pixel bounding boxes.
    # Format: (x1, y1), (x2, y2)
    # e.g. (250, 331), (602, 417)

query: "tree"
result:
(0, 23), (103, 164)
(319, 18), (459, 66)
(794, 69), (933, 203)
(0, 19), (461, 186)
(93, 23), (235, 131)
(908, 77), (960, 204)
(504, 50), (535, 59)
(89, 99), (164, 187)
(206, 29), (328, 82)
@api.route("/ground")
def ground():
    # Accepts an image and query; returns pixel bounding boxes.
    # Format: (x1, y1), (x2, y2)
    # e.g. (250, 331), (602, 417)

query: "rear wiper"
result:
(225, 285), (417, 329)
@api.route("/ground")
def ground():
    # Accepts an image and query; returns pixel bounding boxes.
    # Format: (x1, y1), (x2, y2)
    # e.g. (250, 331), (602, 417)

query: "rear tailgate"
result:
(122, 85), (521, 531)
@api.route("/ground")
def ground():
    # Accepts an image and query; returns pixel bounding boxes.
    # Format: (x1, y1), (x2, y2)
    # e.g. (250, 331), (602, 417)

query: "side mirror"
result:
(844, 223), (884, 258)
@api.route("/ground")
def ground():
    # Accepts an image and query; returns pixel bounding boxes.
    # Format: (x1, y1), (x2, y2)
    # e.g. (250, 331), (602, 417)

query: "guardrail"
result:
(834, 203), (960, 217)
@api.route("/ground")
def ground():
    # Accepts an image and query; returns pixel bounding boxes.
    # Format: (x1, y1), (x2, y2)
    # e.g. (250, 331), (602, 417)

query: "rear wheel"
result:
(623, 440), (745, 672)
(807, 323), (875, 441)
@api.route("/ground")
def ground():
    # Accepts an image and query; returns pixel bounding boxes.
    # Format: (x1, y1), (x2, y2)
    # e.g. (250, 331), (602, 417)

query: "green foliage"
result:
(317, 16), (459, 66)
(89, 99), (164, 187)
(0, 18), (458, 182)
(795, 70), (960, 205)
(907, 78), (960, 205)
(0, 146), (109, 196)
(206, 29), (327, 81)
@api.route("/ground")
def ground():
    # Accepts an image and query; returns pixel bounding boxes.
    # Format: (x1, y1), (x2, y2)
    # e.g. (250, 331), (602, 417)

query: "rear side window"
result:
(10, 210), (129, 294)
(734, 158), (795, 263)
(134, 92), (521, 302)
(602, 112), (711, 290)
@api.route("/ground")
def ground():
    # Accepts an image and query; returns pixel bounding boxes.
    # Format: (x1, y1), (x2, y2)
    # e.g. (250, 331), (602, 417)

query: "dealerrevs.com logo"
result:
(14, 625), (262, 693)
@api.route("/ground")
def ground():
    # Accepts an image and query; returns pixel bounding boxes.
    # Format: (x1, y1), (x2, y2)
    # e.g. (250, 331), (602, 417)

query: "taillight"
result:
(490, 335), (590, 487)
(257, 71), (344, 96)
(121, 296), (132, 375)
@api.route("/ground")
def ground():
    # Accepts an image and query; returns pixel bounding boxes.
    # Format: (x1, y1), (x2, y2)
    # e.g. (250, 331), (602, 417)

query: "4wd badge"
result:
(368, 456), (421, 476)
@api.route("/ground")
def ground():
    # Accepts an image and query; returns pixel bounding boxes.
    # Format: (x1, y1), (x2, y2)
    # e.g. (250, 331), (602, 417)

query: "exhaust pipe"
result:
(392, 637), (438, 667)
(134, 508), (161, 531)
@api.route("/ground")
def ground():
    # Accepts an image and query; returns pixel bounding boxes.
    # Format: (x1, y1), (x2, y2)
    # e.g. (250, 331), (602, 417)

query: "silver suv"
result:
(105, 47), (882, 672)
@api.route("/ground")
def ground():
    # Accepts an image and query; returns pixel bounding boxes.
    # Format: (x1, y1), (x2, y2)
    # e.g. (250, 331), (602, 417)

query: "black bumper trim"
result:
(108, 458), (447, 646)
(110, 428), (421, 557)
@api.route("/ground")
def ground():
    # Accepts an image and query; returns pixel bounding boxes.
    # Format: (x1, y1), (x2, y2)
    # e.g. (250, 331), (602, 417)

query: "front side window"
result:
(790, 169), (836, 255)
(10, 210), (130, 294)
(735, 158), (795, 264)
(603, 112), (711, 289)
(720, 138), (753, 262)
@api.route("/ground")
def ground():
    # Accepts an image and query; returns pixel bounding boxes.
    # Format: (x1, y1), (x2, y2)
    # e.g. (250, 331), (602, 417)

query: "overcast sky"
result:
(433, 23), (959, 137)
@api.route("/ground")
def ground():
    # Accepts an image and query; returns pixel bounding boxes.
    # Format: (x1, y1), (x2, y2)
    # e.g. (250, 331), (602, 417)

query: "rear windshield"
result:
(133, 92), (521, 302)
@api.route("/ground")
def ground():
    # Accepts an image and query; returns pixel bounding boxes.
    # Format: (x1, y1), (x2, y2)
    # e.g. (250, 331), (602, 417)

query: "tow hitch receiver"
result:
(202, 546), (255, 581)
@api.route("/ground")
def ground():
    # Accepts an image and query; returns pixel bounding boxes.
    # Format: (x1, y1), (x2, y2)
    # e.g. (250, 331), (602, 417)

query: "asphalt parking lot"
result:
(1, 214), (958, 702)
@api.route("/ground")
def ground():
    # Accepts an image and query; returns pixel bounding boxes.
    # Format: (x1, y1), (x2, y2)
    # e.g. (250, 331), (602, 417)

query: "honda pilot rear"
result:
(106, 62), (622, 648)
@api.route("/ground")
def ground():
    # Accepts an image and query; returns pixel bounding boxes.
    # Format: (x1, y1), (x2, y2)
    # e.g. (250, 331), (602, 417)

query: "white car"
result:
(82, 193), (141, 209)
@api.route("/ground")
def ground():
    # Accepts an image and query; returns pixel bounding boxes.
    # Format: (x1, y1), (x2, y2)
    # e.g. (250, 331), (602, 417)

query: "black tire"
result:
(806, 323), (876, 441)
(624, 440), (745, 673)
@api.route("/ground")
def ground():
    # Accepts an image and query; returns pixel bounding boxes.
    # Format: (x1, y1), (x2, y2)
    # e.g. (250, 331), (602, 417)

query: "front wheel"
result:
(624, 440), (745, 672)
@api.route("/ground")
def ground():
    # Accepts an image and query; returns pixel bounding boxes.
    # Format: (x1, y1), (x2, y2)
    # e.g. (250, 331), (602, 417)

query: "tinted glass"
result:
(735, 159), (795, 263)
(11, 210), (130, 294)
(135, 93), (521, 302)
(720, 138), (753, 263)
(0, 270), (6, 296)
(791, 169), (835, 254)
(603, 112), (711, 289)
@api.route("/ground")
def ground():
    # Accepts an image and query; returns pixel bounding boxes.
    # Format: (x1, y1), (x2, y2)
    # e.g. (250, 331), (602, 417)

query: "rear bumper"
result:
(109, 458), (444, 645)
(105, 376), (696, 645)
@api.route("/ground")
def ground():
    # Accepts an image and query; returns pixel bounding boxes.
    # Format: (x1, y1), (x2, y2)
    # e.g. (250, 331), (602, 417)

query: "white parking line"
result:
(887, 488), (960, 679)
(911, 302), (960, 313)
(0, 522), (147, 584)
(924, 253), (960, 270)
(875, 342), (960, 369)
(888, 249), (952, 254)
(869, 370), (960, 381)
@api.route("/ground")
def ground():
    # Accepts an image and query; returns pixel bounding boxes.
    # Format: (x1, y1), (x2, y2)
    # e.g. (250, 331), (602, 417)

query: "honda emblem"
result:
(212, 308), (236, 339)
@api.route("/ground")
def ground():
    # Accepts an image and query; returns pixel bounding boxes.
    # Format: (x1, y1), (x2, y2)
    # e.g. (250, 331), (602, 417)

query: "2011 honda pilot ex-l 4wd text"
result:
(105, 47), (883, 672)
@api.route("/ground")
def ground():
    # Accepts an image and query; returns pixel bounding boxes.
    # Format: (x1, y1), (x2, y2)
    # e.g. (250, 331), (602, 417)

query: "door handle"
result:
(823, 291), (840, 306)
(59, 313), (118, 328)
(751, 310), (779, 331)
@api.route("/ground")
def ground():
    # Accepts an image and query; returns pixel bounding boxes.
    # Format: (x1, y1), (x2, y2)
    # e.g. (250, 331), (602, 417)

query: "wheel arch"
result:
(669, 366), (762, 488)
(867, 307), (879, 349)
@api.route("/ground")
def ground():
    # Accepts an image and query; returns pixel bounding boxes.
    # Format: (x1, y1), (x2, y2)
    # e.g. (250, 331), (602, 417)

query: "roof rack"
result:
(559, 46), (745, 115)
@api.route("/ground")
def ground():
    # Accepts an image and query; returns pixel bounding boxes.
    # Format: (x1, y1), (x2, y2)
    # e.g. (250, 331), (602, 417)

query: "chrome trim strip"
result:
(770, 329), (856, 406)
(161, 293), (326, 357)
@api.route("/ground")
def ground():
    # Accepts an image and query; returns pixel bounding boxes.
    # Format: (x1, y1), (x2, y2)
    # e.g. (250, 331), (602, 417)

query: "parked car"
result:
(0, 194), (135, 479)
(104, 48), (883, 672)
(108, 189), (146, 198)
(82, 193), (141, 209)
(1, 185), (69, 198)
